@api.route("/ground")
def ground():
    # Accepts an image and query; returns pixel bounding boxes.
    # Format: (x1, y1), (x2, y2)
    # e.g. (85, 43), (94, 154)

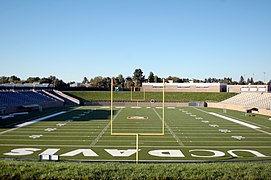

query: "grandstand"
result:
(0, 90), (63, 114)
(221, 92), (271, 110)
(0, 86), (80, 115)
(207, 92), (271, 116)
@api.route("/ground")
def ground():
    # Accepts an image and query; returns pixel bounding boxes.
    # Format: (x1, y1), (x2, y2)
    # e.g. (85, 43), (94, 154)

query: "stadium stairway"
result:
(48, 90), (81, 106)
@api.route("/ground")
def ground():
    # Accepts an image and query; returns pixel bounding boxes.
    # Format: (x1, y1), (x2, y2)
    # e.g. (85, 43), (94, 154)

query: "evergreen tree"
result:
(148, 72), (155, 83)
(132, 68), (145, 87)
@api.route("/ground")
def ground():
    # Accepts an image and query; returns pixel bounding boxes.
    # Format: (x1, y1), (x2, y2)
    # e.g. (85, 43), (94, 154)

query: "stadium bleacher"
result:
(221, 92), (271, 110)
(0, 90), (64, 114)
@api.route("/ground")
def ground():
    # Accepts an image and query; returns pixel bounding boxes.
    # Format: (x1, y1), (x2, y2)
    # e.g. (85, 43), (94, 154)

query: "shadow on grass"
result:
(45, 109), (117, 122)
(0, 108), (117, 128)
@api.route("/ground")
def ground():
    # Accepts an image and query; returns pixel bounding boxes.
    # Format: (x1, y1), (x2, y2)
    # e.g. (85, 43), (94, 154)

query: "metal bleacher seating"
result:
(221, 92), (271, 110)
(0, 90), (64, 114)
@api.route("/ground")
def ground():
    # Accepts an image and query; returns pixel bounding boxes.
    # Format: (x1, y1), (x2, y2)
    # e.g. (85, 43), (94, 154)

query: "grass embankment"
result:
(0, 160), (270, 179)
(64, 91), (236, 102)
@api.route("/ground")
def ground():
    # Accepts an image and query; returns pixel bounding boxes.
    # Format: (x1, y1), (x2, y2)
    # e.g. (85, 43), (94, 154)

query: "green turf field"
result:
(0, 106), (270, 162)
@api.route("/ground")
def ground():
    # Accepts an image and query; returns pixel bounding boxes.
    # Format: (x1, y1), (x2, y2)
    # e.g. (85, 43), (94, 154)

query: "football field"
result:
(0, 106), (270, 162)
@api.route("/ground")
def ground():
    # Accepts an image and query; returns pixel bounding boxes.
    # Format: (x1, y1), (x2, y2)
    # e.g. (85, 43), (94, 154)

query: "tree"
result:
(91, 76), (104, 87)
(0, 76), (9, 83)
(9, 75), (21, 83)
(103, 77), (111, 89)
(250, 77), (254, 85)
(247, 78), (251, 85)
(48, 76), (57, 87)
(154, 75), (162, 83)
(82, 77), (89, 84)
(166, 76), (181, 83)
(132, 68), (145, 87)
(40, 77), (52, 84)
(148, 72), (155, 83)
(239, 75), (245, 85)
(125, 76), (134, 88)
(26, 77), (40, 83)
(254, 81), (265, 85)
(54, 79), (68, 89)
(116, 74), (125, 88)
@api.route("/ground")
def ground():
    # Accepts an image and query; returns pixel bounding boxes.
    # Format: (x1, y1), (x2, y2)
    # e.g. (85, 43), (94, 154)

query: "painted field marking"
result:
(1, 143), (271, 149)
(17, 111), (66, 128)
(194, 107), (271, 136)
(201, 120), (209, 123)
(90, 108), (123, 147)
(29, 135), (43, 139)
(0, 111), (67, 135)
(232, 136), (245, 140)
(100, 106), (110, 109)
(209, 124), (219, 128)
(44, 128), (57, 132)
(219, 129), (231, 133)
(152, 108), (184, 146)
(56, 123), (66, 127)
(116, 107), (125, 109)
(209, 112), (260, 129)
(155, 107), (163, 109)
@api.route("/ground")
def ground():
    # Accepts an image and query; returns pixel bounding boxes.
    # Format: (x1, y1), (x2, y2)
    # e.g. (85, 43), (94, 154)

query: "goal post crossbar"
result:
(130, 87), (146, 101)
(110, 78), (165, 163)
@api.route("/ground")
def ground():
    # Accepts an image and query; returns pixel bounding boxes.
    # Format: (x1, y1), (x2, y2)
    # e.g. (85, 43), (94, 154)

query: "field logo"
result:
(127, 116), (148, 120)
(4, 148), (269, 158)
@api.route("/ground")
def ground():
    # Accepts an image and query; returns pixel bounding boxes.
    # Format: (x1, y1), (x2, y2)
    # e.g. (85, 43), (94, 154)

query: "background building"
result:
(142, 81), (227, 92)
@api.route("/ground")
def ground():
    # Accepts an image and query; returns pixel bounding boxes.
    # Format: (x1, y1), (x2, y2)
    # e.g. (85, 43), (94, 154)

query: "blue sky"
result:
(0, 0), (270, 82)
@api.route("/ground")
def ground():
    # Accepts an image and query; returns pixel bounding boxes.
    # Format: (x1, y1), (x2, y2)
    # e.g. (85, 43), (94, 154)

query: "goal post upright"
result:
(110, 77), (165, 163)
(136, 134), (139, 164)
(162, 78), (165, 135)
(110, 77), (113, 135)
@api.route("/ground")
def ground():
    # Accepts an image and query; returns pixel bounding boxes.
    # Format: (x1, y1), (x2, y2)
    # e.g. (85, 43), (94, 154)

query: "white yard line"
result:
(0, 111), (67, 135)
(209, 112), (260, 129)
(90, 108), (123, 146)
(194, 107), (271, 136)
(1, 143), (271, 149)
(194, 107), (269, 129)
(152, 108), (185, 146)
